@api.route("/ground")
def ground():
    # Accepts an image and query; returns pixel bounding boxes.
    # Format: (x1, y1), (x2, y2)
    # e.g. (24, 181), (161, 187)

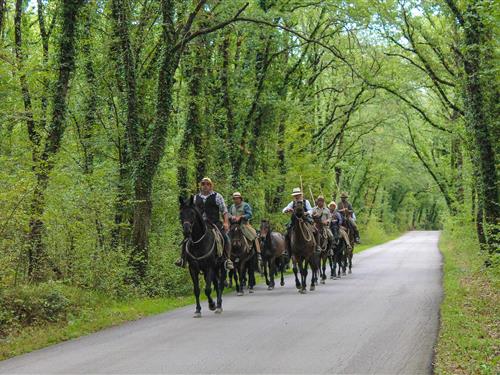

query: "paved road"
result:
(0, 231), (442, 374)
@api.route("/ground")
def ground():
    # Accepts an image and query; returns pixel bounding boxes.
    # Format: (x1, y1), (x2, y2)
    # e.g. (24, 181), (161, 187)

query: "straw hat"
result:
(317, 195), (325, 201)
(232, 192), (242, 199)
(200, 177), (213, 186)
(328, 201), (337, 208)
(291, 187), (302, 196)
(340, 192), (349, 198)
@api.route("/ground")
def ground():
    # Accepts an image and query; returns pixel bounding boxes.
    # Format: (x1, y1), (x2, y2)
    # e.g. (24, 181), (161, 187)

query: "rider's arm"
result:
(282, 201), (293, 213)
(243, 203), (252, 221)
(216, 193), (230, 231)
(305, 200), (313, 215)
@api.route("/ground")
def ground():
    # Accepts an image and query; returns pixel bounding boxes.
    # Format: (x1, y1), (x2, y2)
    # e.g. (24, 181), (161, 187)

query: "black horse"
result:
(179, 196), (225, 317)
(228, 222), (256, 295)
(330, 221), (349, 278)
(289, 201), (318, 293)
(259, 220), (287, 290)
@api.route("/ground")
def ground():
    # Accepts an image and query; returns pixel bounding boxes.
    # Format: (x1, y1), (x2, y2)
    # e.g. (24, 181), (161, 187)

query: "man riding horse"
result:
(328, 201), (352, 251)
(283, 187), (321, 254)
(312, 196), (334, 253)
(175, 177), (234, 270)
(337, 192), (361, 244)
(228, 191), (262, 264)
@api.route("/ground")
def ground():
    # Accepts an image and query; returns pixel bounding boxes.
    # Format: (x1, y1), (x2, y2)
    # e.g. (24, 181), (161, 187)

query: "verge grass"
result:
(434, 221), (499, 375)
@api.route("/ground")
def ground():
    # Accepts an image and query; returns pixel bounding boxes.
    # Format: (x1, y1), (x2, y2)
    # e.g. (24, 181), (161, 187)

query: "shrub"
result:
(0, 282), (74, 336)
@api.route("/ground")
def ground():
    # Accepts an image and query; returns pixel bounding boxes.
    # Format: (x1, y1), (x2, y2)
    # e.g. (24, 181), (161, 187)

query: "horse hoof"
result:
(193, 312), (201, 318)
(249, 289), (254, 294)
(268, 286), (274, 290)
(208, 303), (216, 311)
(320, 280), (325, 284)
(215, 308), (223, 314)
(280, 281), (285, 286)
(299, 289), (307, 294)
(342, 272), (346, 276)
(310, 286), (315, 291)
(348, 269), (352, 274)
(237, 291), (243, 296)
(330, 276), (334, 279)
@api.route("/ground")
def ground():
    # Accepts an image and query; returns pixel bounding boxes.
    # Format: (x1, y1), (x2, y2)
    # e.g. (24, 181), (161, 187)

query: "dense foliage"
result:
(0, 0), (497, 301)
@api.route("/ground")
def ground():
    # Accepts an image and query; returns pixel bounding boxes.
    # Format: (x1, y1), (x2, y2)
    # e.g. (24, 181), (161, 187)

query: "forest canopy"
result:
(0, 0), (498, 292)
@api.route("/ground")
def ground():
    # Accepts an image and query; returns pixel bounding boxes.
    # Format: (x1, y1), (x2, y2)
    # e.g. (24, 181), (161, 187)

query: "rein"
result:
(294, 217), (313, 243)
(182, 212), (216, 261)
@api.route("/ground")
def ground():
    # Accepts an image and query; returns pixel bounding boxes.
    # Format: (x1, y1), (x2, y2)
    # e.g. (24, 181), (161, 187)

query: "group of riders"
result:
(176, 177), (361, 270)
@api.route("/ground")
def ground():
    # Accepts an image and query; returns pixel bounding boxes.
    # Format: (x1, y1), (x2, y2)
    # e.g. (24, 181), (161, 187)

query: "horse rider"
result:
(337, 192), (361, 244)
(312, 195), (334, 252)
(328, 201), (352, 251)
(282, 187), (321, 254)
(228, 192), (262, 264)
(175, 177), (234, 270)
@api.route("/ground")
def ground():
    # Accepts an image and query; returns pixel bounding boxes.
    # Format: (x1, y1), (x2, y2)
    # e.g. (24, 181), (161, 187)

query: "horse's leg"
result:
(268, 257), (275, 290)
(297, 258), (307, 293)
(235, 261), (243, 296)
(292, 257), (301, 289)
(248, 257), (255, 293)
(189, 266), (202, 318)
(204, 268), (216, 311)
(279, 258), (285, 286)
(321, 256), (326, 284)
(328, 254), (334, 279)
(309, 257), (316, 291)
(348, 249), (353, 274)
(264, 259), (270, 286)
(214, 264), (224, 313)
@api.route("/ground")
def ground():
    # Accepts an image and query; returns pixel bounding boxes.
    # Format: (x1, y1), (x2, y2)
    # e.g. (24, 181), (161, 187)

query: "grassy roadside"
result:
(0, 227), (401, 362)
(434, 223), (499, 375)
(0, 295), (194, 361)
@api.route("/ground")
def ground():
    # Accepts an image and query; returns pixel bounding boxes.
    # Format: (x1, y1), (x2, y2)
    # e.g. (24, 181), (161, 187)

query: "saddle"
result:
(209, 224), (225, 257)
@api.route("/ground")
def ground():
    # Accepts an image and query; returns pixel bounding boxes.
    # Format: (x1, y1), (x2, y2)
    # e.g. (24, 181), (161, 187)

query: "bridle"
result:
(182, 207), (216, 261)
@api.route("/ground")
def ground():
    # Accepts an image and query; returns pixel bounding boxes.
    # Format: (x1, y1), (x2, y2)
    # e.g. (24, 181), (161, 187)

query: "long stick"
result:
(309, 186), (315, 204)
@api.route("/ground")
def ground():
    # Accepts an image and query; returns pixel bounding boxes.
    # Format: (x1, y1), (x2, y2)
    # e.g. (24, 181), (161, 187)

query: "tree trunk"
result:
(27, 0), (83, 281)
(462, 4), (499, 253)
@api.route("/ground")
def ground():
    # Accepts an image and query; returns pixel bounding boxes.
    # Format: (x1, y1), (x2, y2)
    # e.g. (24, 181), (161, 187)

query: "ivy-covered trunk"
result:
(26, 0), (83, 281)
(461, 3), (499, 252)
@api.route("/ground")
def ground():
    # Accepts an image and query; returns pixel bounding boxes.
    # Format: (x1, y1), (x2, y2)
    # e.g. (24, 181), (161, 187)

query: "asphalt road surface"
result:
(0, 231), (443, 375)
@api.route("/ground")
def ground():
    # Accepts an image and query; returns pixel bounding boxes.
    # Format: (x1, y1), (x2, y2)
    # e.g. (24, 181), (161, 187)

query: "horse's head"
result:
(294, 200), (305, 219)
(259, 220), (271, 239)
(179, 195), (200, 238)
(229, 222), (245, 252)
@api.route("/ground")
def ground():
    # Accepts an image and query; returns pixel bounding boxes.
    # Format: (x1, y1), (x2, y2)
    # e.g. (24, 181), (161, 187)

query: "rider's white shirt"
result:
(282, 199), (313, 214)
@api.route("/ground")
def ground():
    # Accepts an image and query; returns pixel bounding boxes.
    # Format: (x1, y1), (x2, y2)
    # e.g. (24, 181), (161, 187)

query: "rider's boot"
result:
(225, 258), (234, 270)
(223, 232), (234, 270)
(174, 256), (186, 268)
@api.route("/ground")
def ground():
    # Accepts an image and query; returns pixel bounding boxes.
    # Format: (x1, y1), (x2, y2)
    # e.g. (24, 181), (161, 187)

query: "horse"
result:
(179, 196), (225, 317)
(259, 220), (287, 290)
(330, 222), (347, 278)
(228, 222), (256, 295)
(314, 216), (333, 284)
(289, 201), (318, 293)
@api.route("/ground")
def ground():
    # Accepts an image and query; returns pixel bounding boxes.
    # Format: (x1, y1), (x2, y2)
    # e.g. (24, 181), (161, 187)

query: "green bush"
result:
(0, 282), (74, 336)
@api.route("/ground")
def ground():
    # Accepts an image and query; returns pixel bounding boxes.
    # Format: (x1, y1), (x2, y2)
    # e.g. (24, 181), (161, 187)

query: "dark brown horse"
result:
(314, 217), (332, 284)
(289, 201), (318, 293)
(179, 196), (225, 317)
(259, 220), (287, 290)
(228, 223), (256, 295)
